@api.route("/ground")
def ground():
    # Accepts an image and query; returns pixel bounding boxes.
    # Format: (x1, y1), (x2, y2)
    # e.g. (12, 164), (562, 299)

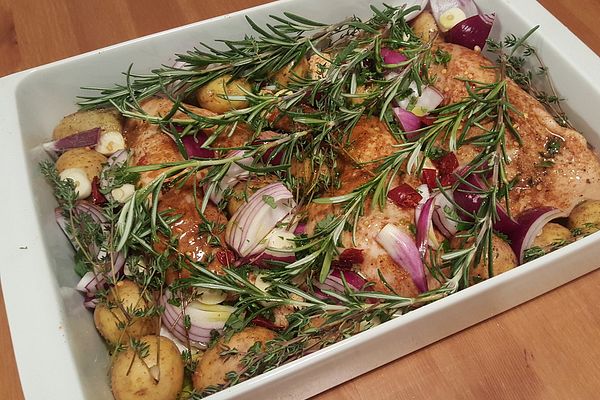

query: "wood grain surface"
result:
(1, 0), (599, 399)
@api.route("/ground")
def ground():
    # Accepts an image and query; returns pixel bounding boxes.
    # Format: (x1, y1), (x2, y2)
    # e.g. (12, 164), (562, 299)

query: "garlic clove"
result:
(439, 7), (466, 31)
(95, 131), (125, 156)
(59, 168), (92, 199)
(111, 183), (135, 204)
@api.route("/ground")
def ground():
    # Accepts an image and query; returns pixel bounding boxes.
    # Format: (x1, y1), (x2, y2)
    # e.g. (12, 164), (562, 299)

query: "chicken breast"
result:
(124, 97), (254, 187)
(429, 42), (600, 214)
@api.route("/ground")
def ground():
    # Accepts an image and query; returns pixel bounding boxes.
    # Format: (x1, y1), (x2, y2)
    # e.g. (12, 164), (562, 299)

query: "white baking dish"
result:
(1, 0), (599, 399)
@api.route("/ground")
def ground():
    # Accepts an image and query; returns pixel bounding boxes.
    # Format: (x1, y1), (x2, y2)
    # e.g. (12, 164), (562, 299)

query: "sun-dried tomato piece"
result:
(387, 183), (422, 208)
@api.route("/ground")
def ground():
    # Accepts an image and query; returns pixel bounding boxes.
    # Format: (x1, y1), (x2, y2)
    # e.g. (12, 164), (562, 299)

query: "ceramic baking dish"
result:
(1, 0), (600, 398)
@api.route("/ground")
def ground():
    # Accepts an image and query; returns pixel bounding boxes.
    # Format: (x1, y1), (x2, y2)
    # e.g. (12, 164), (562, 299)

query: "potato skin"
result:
(469, 235), (517, 283)
(52, 108), (122, 140)
(568, 200), (600, 236)
(94, 280), (157, 346)
(196, 75), (252, 114)
(192, 326), (277, 392)
(532, 222), (572, 248)
(411, 11), (439, 43)
(111, 335), (184, 400)
(55, 148), (107, 180)
(452, 235), (517, 284)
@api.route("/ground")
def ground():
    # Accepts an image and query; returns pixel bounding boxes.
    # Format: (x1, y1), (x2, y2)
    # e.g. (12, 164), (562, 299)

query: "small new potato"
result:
(532, 222), (572, 249)
(55, 148), (107, 180)
(452, 234), (517, 284)
(411, 11), (439, 43)
(192, 326), (277, 391)
(568, 200), (600, 236)
(196, 75), (252, 114)
(273, 57), (309, 87)
(94, 280), (157, 346)
(111, 335), (184, 400)
(52, 108), (123, 141)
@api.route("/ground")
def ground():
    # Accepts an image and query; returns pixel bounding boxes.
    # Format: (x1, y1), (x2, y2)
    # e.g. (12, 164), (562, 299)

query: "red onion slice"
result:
(508, 207), (568, 264)
(381, 48), (408, 65)
(181, 133), (215, 159)
(445, 13), (496, 50)
(161, 292), (234, 346)
(225, 182), (296, 257)
(416, 197), (435, 258)
(432, 192), (459, 237)
(42, 127), (101, 159)
(376, 224), (427, 293)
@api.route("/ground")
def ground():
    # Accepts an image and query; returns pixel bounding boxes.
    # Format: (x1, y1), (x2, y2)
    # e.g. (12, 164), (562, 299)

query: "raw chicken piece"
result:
(429, 42), (600, 214)
(124, 97), (254, 187)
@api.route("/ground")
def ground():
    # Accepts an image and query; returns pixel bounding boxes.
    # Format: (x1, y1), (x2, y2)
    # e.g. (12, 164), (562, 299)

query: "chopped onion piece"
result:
(376, 224), (427, 292)
(226, 182), (296, 257)
(381, 48), (407, 65)
(181, 133), (215, 159)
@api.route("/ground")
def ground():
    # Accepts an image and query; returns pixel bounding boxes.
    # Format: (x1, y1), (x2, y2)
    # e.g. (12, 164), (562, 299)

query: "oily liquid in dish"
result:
(41, 4), (600, 399)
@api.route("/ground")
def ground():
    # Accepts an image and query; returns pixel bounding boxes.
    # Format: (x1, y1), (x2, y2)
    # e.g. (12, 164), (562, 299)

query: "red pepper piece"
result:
(387, 183), (422, 208)
(90, 177), (106, 205)
(421, 168), (438, 189)
(420, 115), (437, 126)
(432, 152), (459, 176)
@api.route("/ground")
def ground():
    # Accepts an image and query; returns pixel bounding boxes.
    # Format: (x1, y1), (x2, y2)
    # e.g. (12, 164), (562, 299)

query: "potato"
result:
(273, 57), (309, 87)
(52, 108), (122, 141)
(192, 326), (277, 391)
(307, 52), (333, 80)
(349, 85), (371, 106)
(55, 148), (107, 180)
(111, 335), (184, 400)
(452, 234), (517, 284)
(94, 280), (157, 346)
(196, 75), (252, 114)
(568, 200), (600, 236)
(532, 223), (572, 248)
(411, 11), (439, 43)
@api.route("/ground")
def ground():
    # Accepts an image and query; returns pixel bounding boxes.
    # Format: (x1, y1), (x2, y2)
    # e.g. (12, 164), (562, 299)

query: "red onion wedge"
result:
(376, 224), (427, 293)
(453, 173), (519, 234)
(416, 197), (435, 258)
(446, 13), (495, 51)
(430, 0), (479, 31)
(225, 182), (296, 257)
(75, 250), (125, 300)
(161, 292), (234, 346)
(381, 48), (408, 66)
(393, 107), (422, 136)
(508, 207), (568, 264)
(42, 127), (101, 159)
(207, 150), (254, 204)
(432, 191), (459, 237)
(181, 133), (215, 159)
(313, 268), (367, 295)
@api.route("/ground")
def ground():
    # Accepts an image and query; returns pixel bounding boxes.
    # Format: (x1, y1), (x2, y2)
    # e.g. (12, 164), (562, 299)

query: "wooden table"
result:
(1, 0), (599, 399)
